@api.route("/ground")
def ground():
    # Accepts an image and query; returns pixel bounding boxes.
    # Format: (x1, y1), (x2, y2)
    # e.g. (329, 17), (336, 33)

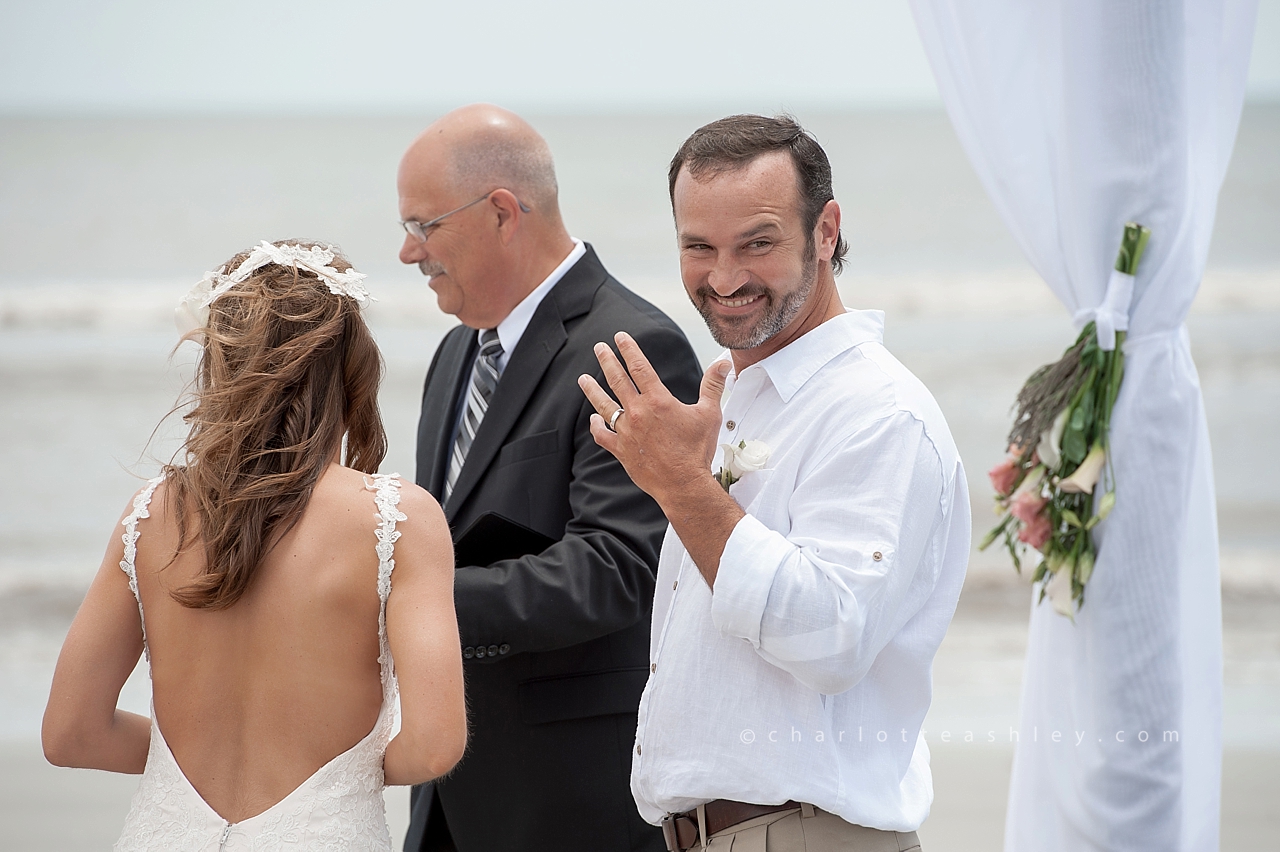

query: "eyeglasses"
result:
(400, 191), (532, 242)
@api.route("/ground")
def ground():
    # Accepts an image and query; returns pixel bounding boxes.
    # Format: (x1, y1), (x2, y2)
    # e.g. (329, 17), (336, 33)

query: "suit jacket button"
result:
(475, 646), (487, 658)
(487, 644), (499, 656)
(463, 646), (475, 659)
(498, 644), (510, 655)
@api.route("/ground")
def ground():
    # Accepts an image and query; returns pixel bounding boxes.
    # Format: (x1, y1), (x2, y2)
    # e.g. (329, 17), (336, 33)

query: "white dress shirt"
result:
(489, 238), (585, 373)
(631, 309), (970, 832)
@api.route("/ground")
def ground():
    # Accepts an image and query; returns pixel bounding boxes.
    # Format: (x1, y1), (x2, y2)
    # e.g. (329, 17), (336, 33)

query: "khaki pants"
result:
(700, 805), (921, 852)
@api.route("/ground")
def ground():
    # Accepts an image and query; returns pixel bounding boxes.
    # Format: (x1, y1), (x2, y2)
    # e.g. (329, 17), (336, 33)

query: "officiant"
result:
(397, 104), (701, 852)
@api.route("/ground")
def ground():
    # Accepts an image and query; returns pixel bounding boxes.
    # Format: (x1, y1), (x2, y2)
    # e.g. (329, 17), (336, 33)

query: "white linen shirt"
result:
(630, 309), (970, 832)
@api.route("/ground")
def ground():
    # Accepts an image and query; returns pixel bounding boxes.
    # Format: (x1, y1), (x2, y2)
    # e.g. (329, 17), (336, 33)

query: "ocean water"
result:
(1, 109), (1277, 748)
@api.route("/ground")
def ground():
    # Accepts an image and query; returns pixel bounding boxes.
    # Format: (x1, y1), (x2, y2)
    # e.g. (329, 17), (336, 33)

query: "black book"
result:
(452, 512), (557, 568)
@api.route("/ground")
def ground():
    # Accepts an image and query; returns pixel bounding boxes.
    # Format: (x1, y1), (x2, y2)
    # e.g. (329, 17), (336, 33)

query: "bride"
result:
(41, 240), (466, 849)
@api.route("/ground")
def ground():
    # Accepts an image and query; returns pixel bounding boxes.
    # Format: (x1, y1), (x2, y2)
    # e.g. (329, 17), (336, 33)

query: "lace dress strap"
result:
(366, 474), (405, 695)
(119, 475), (165, 662)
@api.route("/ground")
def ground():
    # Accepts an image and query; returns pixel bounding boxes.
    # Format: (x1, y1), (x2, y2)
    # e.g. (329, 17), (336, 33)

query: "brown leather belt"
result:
(661, 800), (800, 851)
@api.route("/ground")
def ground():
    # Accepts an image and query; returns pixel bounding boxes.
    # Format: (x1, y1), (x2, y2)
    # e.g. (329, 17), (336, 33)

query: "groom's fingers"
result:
(577, 374), (622, 421)
(699, 359), (731, 409)
(614, 332), (666, 396)
(592, 342), (640, 406)
(588, 412), (620, 455)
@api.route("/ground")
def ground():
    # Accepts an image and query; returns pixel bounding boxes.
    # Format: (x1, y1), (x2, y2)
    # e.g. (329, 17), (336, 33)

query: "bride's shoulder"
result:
(317, 468), (445, 531)
(379, 480), (450, 550)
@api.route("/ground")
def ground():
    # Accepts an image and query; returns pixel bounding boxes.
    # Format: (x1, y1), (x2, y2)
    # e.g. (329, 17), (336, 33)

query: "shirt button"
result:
(673, 581), (678, 590)
(498, 643), (510, 655)
(873, 551), (883, 561)
(636, 744), (642, 755)
(487, 645), (499, 657)
(726, 420), (736, 431)
(650, 663), (656, 673)
(463, 646), (475, 659)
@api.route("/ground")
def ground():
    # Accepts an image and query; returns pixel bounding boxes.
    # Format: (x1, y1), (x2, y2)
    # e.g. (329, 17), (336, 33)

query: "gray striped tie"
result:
(445, 329), (503, 501)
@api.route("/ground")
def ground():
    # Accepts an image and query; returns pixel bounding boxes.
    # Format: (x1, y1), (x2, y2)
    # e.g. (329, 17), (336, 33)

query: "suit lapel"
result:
(420, 328), (477, 501)
(443, 247), (606, 519)
(443, 305), (567, 519)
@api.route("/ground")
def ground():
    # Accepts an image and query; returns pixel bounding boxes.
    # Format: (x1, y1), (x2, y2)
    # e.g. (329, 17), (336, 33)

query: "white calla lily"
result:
(1059, 444), (1106, 494)
(1036, 408), (1069, 470)
(1046, 564), (1075, 618)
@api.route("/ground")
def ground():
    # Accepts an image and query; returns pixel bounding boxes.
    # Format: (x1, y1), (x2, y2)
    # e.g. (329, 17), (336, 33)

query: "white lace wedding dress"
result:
(113, 474), (405, 851)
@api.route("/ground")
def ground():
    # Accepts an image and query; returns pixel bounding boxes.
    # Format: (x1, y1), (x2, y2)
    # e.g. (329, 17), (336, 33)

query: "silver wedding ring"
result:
(608, 408), (625, 431)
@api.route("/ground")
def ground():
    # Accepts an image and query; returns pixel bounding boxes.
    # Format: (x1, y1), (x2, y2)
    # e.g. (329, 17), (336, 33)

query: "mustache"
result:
(418, 260), (446, 277)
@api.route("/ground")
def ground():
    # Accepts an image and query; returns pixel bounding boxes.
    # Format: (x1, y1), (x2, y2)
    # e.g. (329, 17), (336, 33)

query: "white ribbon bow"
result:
(1073, 268), (1134, 352)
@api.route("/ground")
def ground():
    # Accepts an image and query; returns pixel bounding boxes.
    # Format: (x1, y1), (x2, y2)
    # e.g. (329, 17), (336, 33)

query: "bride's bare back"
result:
(44, 240), (465, 843)
(43, 463), (466, 823)
(144, 466), (388, 820)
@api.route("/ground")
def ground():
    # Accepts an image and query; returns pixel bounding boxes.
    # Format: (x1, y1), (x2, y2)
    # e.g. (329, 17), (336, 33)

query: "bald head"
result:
(397, 105), (576, 329)
(401, 104), (561, 219)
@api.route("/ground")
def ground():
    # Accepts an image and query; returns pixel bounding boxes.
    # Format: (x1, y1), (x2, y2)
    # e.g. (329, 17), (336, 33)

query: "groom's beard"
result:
(693, 249), (818, 351)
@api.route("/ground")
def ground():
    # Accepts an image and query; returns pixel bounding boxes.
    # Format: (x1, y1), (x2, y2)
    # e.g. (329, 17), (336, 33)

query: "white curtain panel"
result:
(907, 1), (1258, 849)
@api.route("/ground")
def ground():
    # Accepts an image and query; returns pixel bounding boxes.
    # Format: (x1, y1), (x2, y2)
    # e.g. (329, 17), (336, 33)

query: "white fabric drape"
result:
(906, 1), (1258, 849)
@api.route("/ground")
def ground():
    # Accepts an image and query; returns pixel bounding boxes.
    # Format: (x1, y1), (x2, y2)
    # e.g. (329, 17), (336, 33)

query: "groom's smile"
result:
(709, 291), (766, 310)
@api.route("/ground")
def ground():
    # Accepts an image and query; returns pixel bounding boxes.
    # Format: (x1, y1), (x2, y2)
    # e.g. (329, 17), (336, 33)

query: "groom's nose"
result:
(708, 256), (751, 296)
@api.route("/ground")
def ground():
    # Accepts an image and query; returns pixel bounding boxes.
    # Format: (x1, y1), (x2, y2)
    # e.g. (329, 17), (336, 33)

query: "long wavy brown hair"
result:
(163, 240), (386, 609)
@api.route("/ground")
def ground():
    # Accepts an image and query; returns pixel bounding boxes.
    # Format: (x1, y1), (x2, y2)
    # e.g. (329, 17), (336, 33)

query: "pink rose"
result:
(1010, 489), (1048, 525)
(988, 447), (1021, 495)
(1017, 510), (1052, 549)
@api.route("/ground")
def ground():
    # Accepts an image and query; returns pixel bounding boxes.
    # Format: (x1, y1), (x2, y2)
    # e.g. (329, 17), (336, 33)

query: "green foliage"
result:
(1114, 222), (1152, 275)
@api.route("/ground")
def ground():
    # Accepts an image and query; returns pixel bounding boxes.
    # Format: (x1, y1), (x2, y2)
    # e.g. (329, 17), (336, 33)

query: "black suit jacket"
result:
(404, 246), (701, 852)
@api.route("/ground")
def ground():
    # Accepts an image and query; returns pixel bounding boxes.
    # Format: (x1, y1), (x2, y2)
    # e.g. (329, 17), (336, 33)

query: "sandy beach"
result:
(2, 107), (1276, 848)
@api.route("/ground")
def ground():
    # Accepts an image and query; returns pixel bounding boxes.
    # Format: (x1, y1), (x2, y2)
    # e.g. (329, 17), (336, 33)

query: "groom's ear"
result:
(815, 199), (841, 264)
(489, 189), (525, 244)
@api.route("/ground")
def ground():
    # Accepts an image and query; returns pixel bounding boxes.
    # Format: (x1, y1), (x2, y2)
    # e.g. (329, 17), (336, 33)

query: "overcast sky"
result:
(1, 0), (1278, 113)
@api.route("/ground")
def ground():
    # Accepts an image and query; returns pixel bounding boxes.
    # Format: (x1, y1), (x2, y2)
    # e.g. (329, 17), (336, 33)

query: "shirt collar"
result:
(725, 309), (885, 404)
(488, 238), (586, 365)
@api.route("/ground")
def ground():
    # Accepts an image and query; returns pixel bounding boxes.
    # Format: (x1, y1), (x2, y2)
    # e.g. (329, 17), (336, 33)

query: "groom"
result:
(580, 115), (970, 850)
(398, 105), (700, 852)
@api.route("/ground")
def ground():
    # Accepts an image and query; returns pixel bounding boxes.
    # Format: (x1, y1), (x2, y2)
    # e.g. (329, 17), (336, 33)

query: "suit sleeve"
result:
(451, 322), (702, 658)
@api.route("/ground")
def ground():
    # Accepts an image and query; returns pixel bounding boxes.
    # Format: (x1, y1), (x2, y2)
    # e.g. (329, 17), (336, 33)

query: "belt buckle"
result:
(660, 813), (680, 852)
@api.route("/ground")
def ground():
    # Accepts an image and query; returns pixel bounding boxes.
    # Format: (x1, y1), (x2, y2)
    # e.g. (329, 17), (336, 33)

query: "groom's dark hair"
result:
(668, 114), (848, 274)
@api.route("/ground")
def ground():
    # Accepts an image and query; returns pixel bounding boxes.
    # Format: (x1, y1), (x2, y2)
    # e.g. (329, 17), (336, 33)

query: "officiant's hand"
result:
(578, 333), (742, 587)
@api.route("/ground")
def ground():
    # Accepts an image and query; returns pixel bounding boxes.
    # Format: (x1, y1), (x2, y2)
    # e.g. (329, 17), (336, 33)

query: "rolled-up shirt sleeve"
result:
(710, 410), (949, 695)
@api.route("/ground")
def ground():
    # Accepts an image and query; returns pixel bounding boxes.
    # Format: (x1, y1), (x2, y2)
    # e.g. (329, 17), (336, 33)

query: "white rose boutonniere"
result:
(716, 439), (771, 491)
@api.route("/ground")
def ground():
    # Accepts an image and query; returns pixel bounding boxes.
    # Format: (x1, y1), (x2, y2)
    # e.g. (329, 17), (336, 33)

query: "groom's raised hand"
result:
(577, 331), (725, 501)
(577, 332), (741, 586)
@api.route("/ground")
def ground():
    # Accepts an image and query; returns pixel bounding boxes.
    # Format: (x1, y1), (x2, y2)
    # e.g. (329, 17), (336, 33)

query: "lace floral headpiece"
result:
(175, 241), (371, 338)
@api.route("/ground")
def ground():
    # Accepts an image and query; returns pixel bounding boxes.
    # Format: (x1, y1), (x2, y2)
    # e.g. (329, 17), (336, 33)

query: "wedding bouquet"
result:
(980, 223), (1150, 617)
